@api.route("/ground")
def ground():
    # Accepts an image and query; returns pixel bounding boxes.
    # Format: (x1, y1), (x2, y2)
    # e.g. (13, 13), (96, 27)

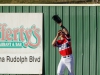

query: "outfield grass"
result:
(0, 0), (98, 4)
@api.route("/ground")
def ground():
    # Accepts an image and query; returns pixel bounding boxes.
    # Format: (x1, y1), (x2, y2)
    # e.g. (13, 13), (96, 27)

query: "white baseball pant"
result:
(57, 54), (74, 75)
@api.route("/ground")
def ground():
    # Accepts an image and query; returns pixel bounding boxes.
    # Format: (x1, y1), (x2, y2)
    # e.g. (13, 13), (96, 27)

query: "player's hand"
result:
(57, 31), (61, 37)
(58, 23), (62, 26)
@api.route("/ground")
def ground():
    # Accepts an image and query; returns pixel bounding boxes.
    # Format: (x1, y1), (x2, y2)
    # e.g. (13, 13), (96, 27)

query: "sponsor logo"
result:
(0, 24), (41, 49)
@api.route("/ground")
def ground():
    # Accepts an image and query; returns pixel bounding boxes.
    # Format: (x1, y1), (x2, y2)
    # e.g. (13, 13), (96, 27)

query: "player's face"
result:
(59, 31), (65, 38)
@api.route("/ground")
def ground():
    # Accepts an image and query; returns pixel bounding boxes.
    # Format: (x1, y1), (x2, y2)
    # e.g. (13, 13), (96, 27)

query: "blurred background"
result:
(0, 0), (99, 4)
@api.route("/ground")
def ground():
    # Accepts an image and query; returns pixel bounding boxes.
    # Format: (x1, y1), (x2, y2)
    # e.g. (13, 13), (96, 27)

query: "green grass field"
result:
(0, 0), (98, 4)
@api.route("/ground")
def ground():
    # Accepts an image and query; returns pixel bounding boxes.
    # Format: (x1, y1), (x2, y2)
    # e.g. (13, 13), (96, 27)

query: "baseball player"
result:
(52, 15), (74, 75)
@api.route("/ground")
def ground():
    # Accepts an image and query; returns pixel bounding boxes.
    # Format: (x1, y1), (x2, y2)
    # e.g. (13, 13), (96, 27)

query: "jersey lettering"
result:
(58, 43), (70, 51)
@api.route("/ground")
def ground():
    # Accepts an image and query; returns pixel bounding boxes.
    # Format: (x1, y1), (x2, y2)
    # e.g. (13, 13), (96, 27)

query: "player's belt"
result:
(63, 54), (72, 58)
(63, 55), (69, 58)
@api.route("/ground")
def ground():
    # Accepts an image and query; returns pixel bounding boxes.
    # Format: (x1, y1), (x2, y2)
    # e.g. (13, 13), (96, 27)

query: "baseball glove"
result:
(52, 15), (62, 23)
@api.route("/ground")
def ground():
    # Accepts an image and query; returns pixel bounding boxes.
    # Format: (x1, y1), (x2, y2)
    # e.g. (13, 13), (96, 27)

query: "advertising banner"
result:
(0, 13), (43, 74)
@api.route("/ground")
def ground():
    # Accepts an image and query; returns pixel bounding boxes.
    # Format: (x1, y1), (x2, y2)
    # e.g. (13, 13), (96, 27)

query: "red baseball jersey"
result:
(56, 35), (72, 56)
